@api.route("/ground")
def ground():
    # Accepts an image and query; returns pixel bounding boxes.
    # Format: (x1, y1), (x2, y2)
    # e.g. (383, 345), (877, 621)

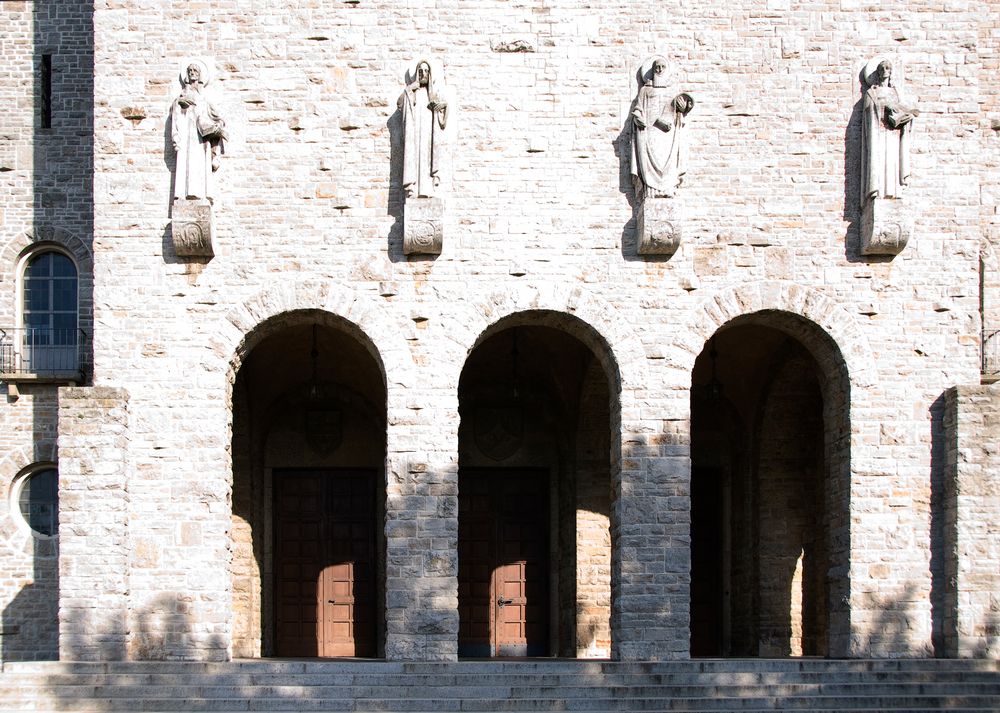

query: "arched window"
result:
(14, 466), (59, 537)
(20, 250), (78, 373)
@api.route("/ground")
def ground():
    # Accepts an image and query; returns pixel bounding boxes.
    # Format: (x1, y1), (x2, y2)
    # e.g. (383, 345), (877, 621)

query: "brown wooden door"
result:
(458, 469), (548, 657)
(275, 470), (376, 657)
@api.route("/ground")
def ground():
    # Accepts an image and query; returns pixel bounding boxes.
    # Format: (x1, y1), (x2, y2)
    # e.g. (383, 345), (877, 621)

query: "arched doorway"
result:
(689, 315), (850, 657)
(457, 317), (616, 658)
(230, 311), (386, 658)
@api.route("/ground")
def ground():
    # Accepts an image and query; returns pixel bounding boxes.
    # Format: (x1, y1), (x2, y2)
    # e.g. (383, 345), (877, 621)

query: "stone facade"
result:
(1, 1), (999, 662)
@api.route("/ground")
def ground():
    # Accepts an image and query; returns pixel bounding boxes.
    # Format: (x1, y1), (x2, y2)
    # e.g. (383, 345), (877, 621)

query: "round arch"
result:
(214, 279), (414, 660)
(439, 282), (648, 404)
(216, 279), (415, 396)
(684, 282), (869, 659)
(680, 281), (876, 390)
(452, 293), (633, 659)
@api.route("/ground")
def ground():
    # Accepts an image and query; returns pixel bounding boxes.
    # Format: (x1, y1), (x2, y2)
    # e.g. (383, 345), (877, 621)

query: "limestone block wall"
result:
(0, 0), (993, 661)
(84, 1), (987, 661)
(57, 387), (130, 661)
(943, 384), (1000, 658)
(0, 0), (93, 662)
(0, 408), (58, 663)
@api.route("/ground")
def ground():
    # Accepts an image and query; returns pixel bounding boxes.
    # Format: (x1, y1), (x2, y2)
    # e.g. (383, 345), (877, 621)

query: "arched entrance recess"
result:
(230, 309), (387, 658)
(689, 310), (852, 657)
(457, 311), (619, 658)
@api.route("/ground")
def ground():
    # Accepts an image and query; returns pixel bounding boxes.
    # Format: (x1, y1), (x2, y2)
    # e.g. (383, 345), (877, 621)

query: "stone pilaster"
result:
(943, 385), (1000, 657)
(57, 387), (131, 661)
(383, 399), (459, 660)
(612, 417), (690, 660)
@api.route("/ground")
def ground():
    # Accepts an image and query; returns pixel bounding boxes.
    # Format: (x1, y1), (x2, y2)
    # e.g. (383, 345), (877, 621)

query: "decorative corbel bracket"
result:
(403, 196), (444, 255)
(861, 198), (912, 257)
(171, 198), (214, 258)
(637, 197), (682, 257)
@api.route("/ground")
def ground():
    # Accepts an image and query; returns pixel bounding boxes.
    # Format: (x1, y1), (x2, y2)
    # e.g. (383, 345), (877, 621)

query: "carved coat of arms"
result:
(304, 409), (343, 455)
(474, 405), (523, 461)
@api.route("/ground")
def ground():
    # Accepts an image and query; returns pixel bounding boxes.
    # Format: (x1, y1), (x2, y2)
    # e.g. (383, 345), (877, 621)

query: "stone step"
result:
(6, 681), (1000, 700)
(19, 711), (1000, 713)
(6, 695), (1000, 712)
(10, 670), (1000, 688)
(6, 659), (999, 675)
(4, 660), (999, 713)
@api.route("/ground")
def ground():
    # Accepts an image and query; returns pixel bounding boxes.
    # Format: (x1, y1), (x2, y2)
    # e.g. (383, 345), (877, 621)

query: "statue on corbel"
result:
(169, 58), (228, 259)
(398, 58), (453, 256)
(859, 56), (919, 257)
(629, 56), (694, 257)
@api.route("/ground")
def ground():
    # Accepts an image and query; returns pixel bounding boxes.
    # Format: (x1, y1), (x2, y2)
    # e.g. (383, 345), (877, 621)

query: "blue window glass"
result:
(19, 468), (58, 536)
(23, 251), (77, 342)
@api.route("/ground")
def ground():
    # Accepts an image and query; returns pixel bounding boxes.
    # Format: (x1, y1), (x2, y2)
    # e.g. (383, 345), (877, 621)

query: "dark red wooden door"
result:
(458, 469), (548, 657)
(275, 470), (376, 657)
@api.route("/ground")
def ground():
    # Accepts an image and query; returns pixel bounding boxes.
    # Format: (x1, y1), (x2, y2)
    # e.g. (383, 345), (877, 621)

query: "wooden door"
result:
(275, 470), (376, 657)
(458, 469), (548, 657)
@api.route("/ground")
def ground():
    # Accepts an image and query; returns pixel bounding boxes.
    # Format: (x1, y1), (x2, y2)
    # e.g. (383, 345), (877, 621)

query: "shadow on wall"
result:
(855, 581), (998, 659)
(131, 593), (228, 661)
(55, 592), (228, 663)
(929, 392), (949, 656)
(854, 582), (933, 658)
(32, 0), (96, 362)
(0, 535), (58, 662)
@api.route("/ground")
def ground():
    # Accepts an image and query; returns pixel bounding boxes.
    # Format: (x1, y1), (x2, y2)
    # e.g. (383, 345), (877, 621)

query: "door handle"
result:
(327, 599), (337, 604)
(497, 597), (513, 607)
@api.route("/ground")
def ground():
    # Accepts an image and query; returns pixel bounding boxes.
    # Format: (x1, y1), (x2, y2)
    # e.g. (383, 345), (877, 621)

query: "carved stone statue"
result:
(630, 56), (694, 201)
(398, 58), (451, 255)
(629, 56), (694, 257)
(399, 59), (451, 199)
(169, 59), (227, 259)
(171, 59), (227, 202)
(859, 57), (919, 256)
(861, 58), (918, 205)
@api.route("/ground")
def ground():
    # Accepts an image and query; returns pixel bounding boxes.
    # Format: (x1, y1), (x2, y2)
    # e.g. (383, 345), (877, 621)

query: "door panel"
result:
(275, 470), (376, 658)
(459, 469), (548, 657)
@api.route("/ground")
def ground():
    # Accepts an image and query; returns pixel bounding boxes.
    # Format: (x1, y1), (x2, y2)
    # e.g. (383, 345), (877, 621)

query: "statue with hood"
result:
(398, 58), (452, 255)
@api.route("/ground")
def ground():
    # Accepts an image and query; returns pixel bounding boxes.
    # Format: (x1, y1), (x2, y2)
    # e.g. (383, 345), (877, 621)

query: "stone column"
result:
(383, 394), (459, 660)
(943, 385), (1000, 657)
(57, 387), (131, 660)
(612, 416), (691, 660)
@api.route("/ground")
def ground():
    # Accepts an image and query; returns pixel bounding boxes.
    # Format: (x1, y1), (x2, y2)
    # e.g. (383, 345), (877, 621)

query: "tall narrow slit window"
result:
(40, 54), (52, 129)
(22, 251), (78, 373)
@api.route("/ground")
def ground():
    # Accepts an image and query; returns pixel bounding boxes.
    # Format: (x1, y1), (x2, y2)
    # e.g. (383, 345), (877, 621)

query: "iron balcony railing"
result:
(0, 327), (86, 378)
(984, 329), (1000, 381)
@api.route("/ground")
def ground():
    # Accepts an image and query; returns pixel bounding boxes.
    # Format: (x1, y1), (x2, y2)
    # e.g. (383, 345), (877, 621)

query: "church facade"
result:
(1, 1), (998, 663)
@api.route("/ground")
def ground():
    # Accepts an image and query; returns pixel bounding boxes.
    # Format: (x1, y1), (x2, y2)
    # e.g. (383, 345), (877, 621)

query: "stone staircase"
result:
(1, 659), (999, 712)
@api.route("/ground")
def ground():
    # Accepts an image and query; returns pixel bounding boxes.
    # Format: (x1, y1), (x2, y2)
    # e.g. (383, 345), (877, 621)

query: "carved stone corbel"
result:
(637, 197), (682, 257)
(171, 198), (214, 258)
(403, 196), (444, 255)
(861, 197), (913, 256)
